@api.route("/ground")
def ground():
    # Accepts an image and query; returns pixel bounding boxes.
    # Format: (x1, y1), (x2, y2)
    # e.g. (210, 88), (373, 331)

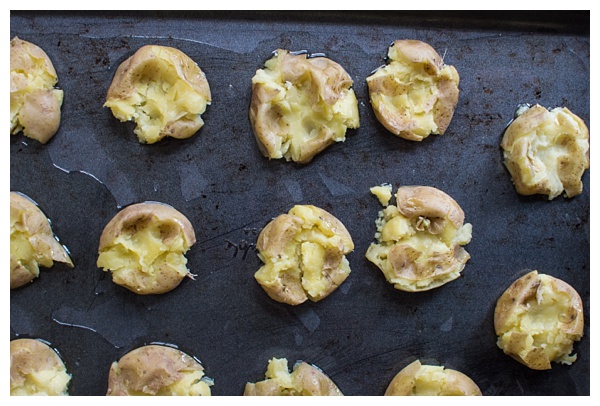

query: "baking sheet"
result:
(10, 11), (590, 396)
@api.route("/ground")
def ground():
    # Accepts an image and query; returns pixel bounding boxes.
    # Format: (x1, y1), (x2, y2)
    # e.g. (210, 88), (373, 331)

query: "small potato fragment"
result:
(10, 37), (64, 144)
(97, 202), (196, 295)
(255, 205), (354, 305)
(244, 357), (343, 396)
(10, 338), (71, 396)
(367, 39), (460, 141)
(494, 270), (584, 370)
(385, 359), (481, 396)
(107, 345), (213, 396)
(10, 192), (73, 289)
(105, 45), (211, 144)
(366, 185), (472, 292)
(249, 49), (360, 164)
(501, 104), (590, 200)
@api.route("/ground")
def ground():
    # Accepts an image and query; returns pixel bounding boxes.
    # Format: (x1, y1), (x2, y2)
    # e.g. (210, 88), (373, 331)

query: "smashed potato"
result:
(10, 192), (73, 289)
(366, 185), (472, 292)
(501, 104), (590, 200)
(244, 357), (342, 396)
(97, 202), (196, 295)
(494, 271), (584, 370)
(367, 39), (460, 141)
(249, 49), (360, 163)
(255, 205), (354, 305)
(10, 338), (71, 396)
(385, 360), (481, 396)
(10, 37), (64, 144)
(105, 45), (211, 144)
(107, 345), (213, 396)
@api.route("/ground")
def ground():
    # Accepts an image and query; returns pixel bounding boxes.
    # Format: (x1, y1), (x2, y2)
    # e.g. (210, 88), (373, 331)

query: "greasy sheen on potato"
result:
(367, 39), (460, 141)
(494, 271), (584, 370)
(10, 192), (73, 289)
(366, 185), (472, 292)
(385, 360), (481, 396)
(107, 345), (213, 396)
(244, 357), (343, 396)
(10, 338), (71, 396)
(105, 45), (211, 144)
(10, 37), (64, 144)
(97, 202), (196, 295)
(501, 104), (590, 200)
(249, 49), (360, 164)
(255, 205), (354, 305)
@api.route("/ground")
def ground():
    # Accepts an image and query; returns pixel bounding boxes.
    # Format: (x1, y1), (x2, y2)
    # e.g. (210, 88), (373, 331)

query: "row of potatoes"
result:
(11, 338), (483, 396)
(10, 36), (589, 199)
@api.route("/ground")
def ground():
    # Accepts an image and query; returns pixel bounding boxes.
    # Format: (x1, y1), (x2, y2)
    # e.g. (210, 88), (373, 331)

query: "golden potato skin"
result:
(255, 205), (354, 305)
(385, 360), (481, 396)
(367, 39), (460, 141)
(366, 185), (472, 292)
(244, 358), (343, 396)
(249, 49), (360, 164)
(105, 45), (211, 144)
(10, 192), (73, 289)
(501, 104), (590, 200)
(10, 338), (71, 396)
(494, 271), (584, 370)
(97, 202), (196, 295)
(10, 37), (63, 144)
(107, 345), (212, 396)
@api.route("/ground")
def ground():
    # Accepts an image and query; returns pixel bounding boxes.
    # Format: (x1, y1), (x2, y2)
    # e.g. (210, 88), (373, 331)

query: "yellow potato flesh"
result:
(11, 365), (71, 396)
(497, 274), (579, 365)
(253, 54), (359, 161)
(370, 185), (393, 206)
(105, 56), (208, 144)
(97, 222), (188, 291)
(255, 206), (350, 301)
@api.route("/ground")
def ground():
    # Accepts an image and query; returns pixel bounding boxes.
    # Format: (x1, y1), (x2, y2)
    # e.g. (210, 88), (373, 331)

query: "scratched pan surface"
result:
(10, 11), (590, 396)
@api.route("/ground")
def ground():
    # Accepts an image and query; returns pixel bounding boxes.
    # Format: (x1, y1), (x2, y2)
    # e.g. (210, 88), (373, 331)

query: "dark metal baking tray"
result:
(10, 11), (590, 396)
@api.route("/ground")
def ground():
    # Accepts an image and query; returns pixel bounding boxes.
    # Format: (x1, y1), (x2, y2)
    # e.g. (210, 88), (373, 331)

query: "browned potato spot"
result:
(366, 185), (472, 292)
(10, 37), (64, 144)
(105, 45), (211, 144)
(97, 202), (196, 295)
(249, 49), (360, 164)
(10, 192), (73, 289)
(10, 338), (71, 396)
(255, 205), (354, 305)
(244, 357), (343, 396)
(385, 360), (481, 396)
(367, 39), (460, 141)
(501, 104), (590, 200)
(494, 271), (584, 370)
(107, 345), (212, 396)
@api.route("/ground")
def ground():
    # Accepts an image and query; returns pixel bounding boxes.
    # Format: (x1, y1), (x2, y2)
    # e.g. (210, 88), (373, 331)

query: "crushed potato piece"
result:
(367, 39), (459, 141)
(10, 37), (64, 144)
(244, 358), (342, 396)
(255, 205), (354, 305)
(105, 45), (211, 144)
(385, 359), (481, 396)
(11, 339), (71, 396)
(494, 271), (584, 370)
(366, 185), (471, 291)
(250, 49), (359, 163)
(97, 202), (196, 295)
(501, 104), (589, 199)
